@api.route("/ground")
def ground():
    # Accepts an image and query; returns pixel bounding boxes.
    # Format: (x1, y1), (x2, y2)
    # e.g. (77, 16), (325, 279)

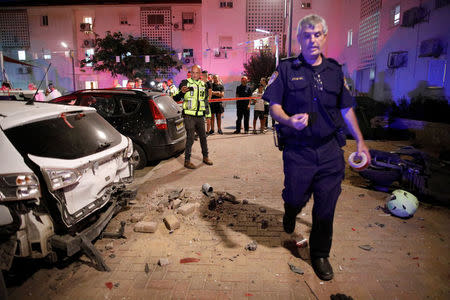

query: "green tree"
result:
(80, 31), (181, 79)
(243, 47), (277, 87)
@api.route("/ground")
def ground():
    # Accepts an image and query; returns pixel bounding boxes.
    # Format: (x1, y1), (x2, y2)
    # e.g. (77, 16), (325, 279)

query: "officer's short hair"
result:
(297, 14), (328, 35)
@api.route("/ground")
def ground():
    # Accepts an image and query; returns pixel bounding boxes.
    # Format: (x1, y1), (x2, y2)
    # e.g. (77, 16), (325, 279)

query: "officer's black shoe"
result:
(232, 130), (240, 134)
(311, 257), (334, 281)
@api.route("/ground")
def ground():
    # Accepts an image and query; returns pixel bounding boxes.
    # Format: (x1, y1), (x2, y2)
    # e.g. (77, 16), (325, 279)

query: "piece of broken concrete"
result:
(163, 214), (180, 230)
(131, 212), (145, 223)
(134, 221), (158, 233)
(105, 242), (113, 250)
(245, 241), (258, 251)
(158, 258), (170, 266)
(358, 245), (373, 251)
(172, 199), (182, 209)
(178, 203), (196, 216)
(216, 191), (240, 204)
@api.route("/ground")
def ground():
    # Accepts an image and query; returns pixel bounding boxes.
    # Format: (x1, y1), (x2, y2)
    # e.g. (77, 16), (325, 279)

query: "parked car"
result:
(51, 89), (186, 169)
(0, 101), (134, 276)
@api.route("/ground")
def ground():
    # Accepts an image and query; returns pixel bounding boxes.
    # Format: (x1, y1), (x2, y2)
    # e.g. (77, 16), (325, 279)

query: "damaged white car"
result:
(0, 101), (134, 275)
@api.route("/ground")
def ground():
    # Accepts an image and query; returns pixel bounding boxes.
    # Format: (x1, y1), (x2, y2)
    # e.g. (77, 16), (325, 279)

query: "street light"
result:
(61, 41), (76, 92)
(255, 29), (279, 67)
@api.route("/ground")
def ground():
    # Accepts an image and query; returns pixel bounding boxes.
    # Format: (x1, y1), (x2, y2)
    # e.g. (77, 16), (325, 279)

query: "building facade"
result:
(0, 0), (449, 102)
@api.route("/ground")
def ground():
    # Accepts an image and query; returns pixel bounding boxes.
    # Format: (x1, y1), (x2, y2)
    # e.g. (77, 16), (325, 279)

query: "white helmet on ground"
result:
(386, 189), (419, 218)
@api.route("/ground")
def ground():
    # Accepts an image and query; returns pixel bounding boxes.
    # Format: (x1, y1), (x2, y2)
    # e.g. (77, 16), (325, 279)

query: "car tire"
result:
(132, 143), (147, 170)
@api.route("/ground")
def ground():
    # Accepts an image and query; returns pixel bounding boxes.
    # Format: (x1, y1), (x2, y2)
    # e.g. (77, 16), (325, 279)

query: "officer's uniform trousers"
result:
(282, 135), (345, 258)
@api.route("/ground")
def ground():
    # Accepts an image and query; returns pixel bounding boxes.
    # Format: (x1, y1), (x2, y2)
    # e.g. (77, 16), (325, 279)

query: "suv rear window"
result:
(5, 111), (122, 159)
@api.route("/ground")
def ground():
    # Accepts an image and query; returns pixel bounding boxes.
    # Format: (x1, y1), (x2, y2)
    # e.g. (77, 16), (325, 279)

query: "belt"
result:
(284, 134), (335, 149)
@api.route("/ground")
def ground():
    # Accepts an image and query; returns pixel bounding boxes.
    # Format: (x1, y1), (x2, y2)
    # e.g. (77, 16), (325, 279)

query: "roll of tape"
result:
(348, 152), (369, 171)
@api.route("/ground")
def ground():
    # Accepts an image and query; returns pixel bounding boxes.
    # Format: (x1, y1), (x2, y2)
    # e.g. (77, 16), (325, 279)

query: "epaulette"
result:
(280, 55), (298, 62)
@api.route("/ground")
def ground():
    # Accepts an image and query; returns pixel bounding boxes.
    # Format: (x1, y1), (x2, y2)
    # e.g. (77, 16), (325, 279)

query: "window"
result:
(121, 97), (140, 114)
(85, 48), (94, 67)
(219, 1), (233, 8)
(183, 49), (194, 58)
(254, 37), (270, 50)
(347, 29), (353, 47)
(147, 14), (164, 25)
(43, 50), (51, 60)
(219, 36), (233, 50)
(84, 17), (93, 24)
(435, 0), (450, 9)
(84, 81), (98, 90)
(182, 12), (194, 24)
(119, 16), (128, 25)
(391, 5), (401, 26)
(301, 1), (312, 9)
(41, 15), (48, 26)
(18, 50), (26, 60)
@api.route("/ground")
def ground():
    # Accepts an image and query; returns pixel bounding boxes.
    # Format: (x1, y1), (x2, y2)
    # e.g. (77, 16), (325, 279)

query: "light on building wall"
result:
(44, 54), (51, 60)
(145, 55), (150, 63)
(255, 28), (271, 34)
(61, 41), (68, 48)
(18, 50), (26, 61)
(116, 56), (120, 63)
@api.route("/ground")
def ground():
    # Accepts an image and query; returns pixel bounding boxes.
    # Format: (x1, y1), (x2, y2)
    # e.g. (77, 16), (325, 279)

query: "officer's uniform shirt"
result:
(262, 54), (354, 141)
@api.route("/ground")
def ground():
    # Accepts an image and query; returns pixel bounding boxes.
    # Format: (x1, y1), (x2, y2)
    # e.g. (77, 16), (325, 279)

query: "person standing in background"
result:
(234, 76), (252, 134)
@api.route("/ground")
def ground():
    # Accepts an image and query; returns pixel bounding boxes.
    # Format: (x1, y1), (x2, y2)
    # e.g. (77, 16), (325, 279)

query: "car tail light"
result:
(42, 168), (81, 191)
(124, 137), (133, 159)
(0, 173), (41, 201)
(148, 99), (167, 130)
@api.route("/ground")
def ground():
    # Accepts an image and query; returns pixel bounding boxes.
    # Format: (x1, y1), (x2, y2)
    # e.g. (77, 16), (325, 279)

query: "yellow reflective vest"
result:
(182, 78), (207, 116)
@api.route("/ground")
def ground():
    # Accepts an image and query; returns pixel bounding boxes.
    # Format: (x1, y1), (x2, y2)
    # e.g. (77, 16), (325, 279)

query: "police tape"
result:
(176, 97), (261, 104)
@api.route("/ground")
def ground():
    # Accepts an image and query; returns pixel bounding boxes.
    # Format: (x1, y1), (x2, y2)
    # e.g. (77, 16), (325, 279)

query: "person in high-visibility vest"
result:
(173, 65), (213, 169)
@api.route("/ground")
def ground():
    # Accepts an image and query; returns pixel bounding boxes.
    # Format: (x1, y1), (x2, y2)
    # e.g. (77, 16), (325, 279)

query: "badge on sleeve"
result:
(267, 71), (278, 87)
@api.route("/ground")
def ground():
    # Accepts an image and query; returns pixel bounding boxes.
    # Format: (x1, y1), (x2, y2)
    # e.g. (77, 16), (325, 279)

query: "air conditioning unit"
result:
(80, 23), (92, 32)
(419, 38), (444, 57)
(387, 51), (408, 68)
(83, 39), (95, 48)
(401, 7), (428, 27)
(17, 67), (32, 74)
(183, 23), (194, 30)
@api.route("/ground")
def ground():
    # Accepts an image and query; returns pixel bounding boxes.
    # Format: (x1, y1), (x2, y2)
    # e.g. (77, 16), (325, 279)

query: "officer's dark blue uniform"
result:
(262, 54), (354, 259)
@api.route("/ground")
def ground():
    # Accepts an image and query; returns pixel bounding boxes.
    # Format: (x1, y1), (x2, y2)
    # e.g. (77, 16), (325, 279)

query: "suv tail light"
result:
(0, 173), (41, 201)
(148, 99), (167, 130)
(42, 168), (81, 191)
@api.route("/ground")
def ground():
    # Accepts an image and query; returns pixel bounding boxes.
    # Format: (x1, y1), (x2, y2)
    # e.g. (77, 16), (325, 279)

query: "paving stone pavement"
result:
(5, 132), (450, 300)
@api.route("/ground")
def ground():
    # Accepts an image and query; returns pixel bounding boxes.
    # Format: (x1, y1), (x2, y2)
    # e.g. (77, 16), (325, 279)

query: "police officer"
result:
(173, 65), (213, 169)
(263, 14), (370, 281)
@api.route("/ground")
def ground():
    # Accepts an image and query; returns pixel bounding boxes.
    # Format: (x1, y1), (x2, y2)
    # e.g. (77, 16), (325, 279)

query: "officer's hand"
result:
(357, 141), (371, 164)
(289, 113), (309, 131)
(181, 86), (189, 93)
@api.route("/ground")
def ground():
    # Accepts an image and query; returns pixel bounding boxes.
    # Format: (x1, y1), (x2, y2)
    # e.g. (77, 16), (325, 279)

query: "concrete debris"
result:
(216, 191), (240, 204)
(129, 200), (138, 205)
(158, 258), (170, 266)
(374, 222), (385, 228)
(163, 214), (180, 230)
(358, 245), (373, 251)
(242, 199), (249, 204)
(130, 212), (145, 223)
(245, 241), (258, 251)
(233, 175), (240, 179)
(134, 221), (158, 233)
(168, 188), (184, 200)
(105, 242), (114, 250)
(208, 199), (217, 211)
(259, 207), (266, 213)
(172, 199), (182, 209)
(156, 204), (164, 213)
(178, 203), (196, 216)
(109, 254), (116, 258)
(114, 283), (120, 288)
(145, 263), (150, 274)
(288, 263), (304, 275)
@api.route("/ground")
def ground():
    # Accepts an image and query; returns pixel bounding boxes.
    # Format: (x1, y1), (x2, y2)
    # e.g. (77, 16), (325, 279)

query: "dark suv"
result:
(52, 89), (186, 169)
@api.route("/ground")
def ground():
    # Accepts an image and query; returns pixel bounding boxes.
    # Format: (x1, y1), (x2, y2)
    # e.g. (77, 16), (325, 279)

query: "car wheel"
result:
(132, 143), (147, 170)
